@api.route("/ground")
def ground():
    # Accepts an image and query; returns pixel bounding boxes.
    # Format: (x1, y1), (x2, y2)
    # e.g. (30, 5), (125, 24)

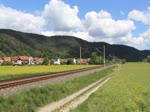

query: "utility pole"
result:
(95, 45), (105, 68)
(103, 45), (105, 68)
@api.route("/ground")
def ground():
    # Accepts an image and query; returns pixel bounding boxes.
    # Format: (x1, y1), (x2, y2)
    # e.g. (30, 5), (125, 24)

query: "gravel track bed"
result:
(0, 67), (106, 97)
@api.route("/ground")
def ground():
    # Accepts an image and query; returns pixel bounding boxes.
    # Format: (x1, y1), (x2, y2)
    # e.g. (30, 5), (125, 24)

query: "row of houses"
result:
(53, 58), (89, 65)
(0, 56), (89, 65)
(0, 56), (44, 65)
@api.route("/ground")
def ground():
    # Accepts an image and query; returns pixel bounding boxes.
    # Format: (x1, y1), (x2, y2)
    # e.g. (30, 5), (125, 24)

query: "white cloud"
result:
(0, 4), (46, 33)
(128, 7), (150, 25)
(140, 29), (150, 46)
(83, 10), (135, 40)
(0, 1), (150, 50)
(41, 30), (94, 42)
(119, 33), (144, 49)
(42, 0), (83, 31)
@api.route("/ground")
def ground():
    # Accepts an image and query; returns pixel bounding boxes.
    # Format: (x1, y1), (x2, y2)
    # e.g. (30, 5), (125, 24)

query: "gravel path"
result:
(37, 65), (119, 112)
(37, 77), (111, 112)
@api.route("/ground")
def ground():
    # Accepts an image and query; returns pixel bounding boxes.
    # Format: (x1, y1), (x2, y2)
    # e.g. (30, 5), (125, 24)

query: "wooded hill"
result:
(0, 29), (150, 62)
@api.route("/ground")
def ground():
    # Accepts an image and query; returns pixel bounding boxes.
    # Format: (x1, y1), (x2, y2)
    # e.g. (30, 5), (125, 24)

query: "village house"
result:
(60, 59), (68, 64)
(0, 56), (45, 65)
(3, 57), (11, 62)
(12, 56), (34, 65)
(60, 58), (77, 64)
(0, 55), (90, 66)
(53, 58), (61, 65)
(34, 57), (44, 64)
(73, 58), (77, 64)
(77, 58), (88, 65)
(12, 56), (21, 65)
(0, 57), (4, 65)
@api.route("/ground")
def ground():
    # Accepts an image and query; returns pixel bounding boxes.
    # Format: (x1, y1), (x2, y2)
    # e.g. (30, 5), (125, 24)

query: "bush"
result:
(1, 61), (12, 66)
(67, 58), (74, 65)
(147, 55), (150, 63)
(122, 59), (126, 64)
(42, 56), (49, 65)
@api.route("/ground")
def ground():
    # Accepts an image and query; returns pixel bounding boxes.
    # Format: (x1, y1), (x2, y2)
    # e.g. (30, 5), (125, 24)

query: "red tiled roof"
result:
(61, 59), (68, 63)
(39, 58), (44, 61)
(18, 56), (29, 61)
(34, 57), (44, 61)
(12, 56), (19, 61)
(80, 59), (88, 64)
(3, 57), (11, 62)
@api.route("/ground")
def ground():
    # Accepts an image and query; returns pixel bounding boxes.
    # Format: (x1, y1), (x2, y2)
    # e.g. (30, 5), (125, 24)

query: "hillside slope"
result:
(0, 29), (150, 61)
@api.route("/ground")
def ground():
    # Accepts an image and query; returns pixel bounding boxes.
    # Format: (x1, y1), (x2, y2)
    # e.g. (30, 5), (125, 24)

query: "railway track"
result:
(0, 65), (111, 90)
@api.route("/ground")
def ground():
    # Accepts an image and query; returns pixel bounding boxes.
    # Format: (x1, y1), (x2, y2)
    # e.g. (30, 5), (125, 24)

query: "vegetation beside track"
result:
(0, 65), (97, 80)
(71, 63), (150, 112)
(0, 65), (118, 112)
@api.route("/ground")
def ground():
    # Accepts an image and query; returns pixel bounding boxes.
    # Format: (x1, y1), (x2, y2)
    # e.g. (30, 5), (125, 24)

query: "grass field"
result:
(0, 65), (117, 112)
(71, 63), (150, 112)
(0, 65), (97, 79)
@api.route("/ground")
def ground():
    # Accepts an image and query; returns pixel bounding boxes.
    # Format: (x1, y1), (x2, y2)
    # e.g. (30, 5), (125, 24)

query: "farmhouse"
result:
(12, 56), (21, 65)
(53, 58), (61, 65)
(3, 57), (11, 62)
(0, 57), (4, 64)
(77, 59), (88, 64)
(34, 57), (44, 64)
(61, 59), (68, 64)
(11, 56), (34, 65)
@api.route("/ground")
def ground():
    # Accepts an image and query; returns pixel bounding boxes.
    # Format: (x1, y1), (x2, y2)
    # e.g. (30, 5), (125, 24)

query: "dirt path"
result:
(37, 65), (120, 112)
(58, 77), (111, 112)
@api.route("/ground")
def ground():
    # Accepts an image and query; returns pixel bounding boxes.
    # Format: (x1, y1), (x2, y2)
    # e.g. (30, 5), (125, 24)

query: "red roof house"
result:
(61, 59), (68, 63)
(18, 56), (30, 61)
(34, 57), (44, 64)
(3, 57), (11, 62)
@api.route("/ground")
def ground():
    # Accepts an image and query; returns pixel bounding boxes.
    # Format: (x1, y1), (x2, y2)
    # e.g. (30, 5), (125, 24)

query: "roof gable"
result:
(18, 56), (29, 61)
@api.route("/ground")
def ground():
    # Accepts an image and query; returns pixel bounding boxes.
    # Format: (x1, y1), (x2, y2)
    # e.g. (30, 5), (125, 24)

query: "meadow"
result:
(0, 65), (117, 112)
(0, 65), (97, 79)
(71, 63), (150, 112)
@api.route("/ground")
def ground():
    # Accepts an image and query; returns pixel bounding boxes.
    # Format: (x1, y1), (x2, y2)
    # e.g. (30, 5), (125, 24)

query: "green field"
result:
(0, 65), (117, 112)
(0, 65), (97, 79)
(71, 63), (150, 112)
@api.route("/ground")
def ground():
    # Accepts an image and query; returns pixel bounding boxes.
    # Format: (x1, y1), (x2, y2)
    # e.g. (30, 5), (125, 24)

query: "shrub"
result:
(122, 59), (126, 64)
(67, 58), (74, 65)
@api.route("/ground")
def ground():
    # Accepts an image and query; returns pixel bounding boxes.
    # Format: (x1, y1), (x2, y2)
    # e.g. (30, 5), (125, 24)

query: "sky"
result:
(0, 0), (150, 50)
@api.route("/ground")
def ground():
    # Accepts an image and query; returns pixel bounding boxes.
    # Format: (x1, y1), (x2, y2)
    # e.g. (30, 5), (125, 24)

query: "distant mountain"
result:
(0, 29), (150, 62)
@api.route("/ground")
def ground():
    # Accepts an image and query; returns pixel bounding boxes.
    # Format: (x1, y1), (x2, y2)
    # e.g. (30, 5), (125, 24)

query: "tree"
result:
(147, 55), (150, 63)
(67, 58), (74, 65)
(43, 56), (49, 65)
(121, 59), (126, 64)
(89, 52), (103, 65)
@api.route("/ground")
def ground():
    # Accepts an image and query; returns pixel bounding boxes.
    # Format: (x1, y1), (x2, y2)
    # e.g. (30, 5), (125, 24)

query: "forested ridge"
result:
(0, 29), (150, 61)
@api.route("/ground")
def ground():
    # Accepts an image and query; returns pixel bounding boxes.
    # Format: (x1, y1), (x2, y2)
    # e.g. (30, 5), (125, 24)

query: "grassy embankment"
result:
(0, 65), (118, 112)
(71, 63), (150, 112)
(0, 65), (97, 79)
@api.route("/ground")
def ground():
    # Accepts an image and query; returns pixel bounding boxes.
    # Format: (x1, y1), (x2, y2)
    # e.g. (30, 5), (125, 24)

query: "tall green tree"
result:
(147, 55), (150, 63)
(67, 58), (74, 65)
(89, 52), (103, 65)
(43, 56), (49, 65)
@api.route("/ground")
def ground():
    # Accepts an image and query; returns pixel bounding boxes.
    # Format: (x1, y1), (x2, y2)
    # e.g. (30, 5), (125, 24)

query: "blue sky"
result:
(0, 0), (150, 50)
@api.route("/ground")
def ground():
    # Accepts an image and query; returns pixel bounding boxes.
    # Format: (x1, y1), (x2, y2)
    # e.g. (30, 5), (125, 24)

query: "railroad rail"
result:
(0, 65), (111, 90)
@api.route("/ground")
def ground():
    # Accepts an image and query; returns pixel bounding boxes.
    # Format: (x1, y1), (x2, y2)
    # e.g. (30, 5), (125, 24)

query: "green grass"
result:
(0, 65), (97, 79)
(0, 65), (117, 112)
(71, 63), (150, 112)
